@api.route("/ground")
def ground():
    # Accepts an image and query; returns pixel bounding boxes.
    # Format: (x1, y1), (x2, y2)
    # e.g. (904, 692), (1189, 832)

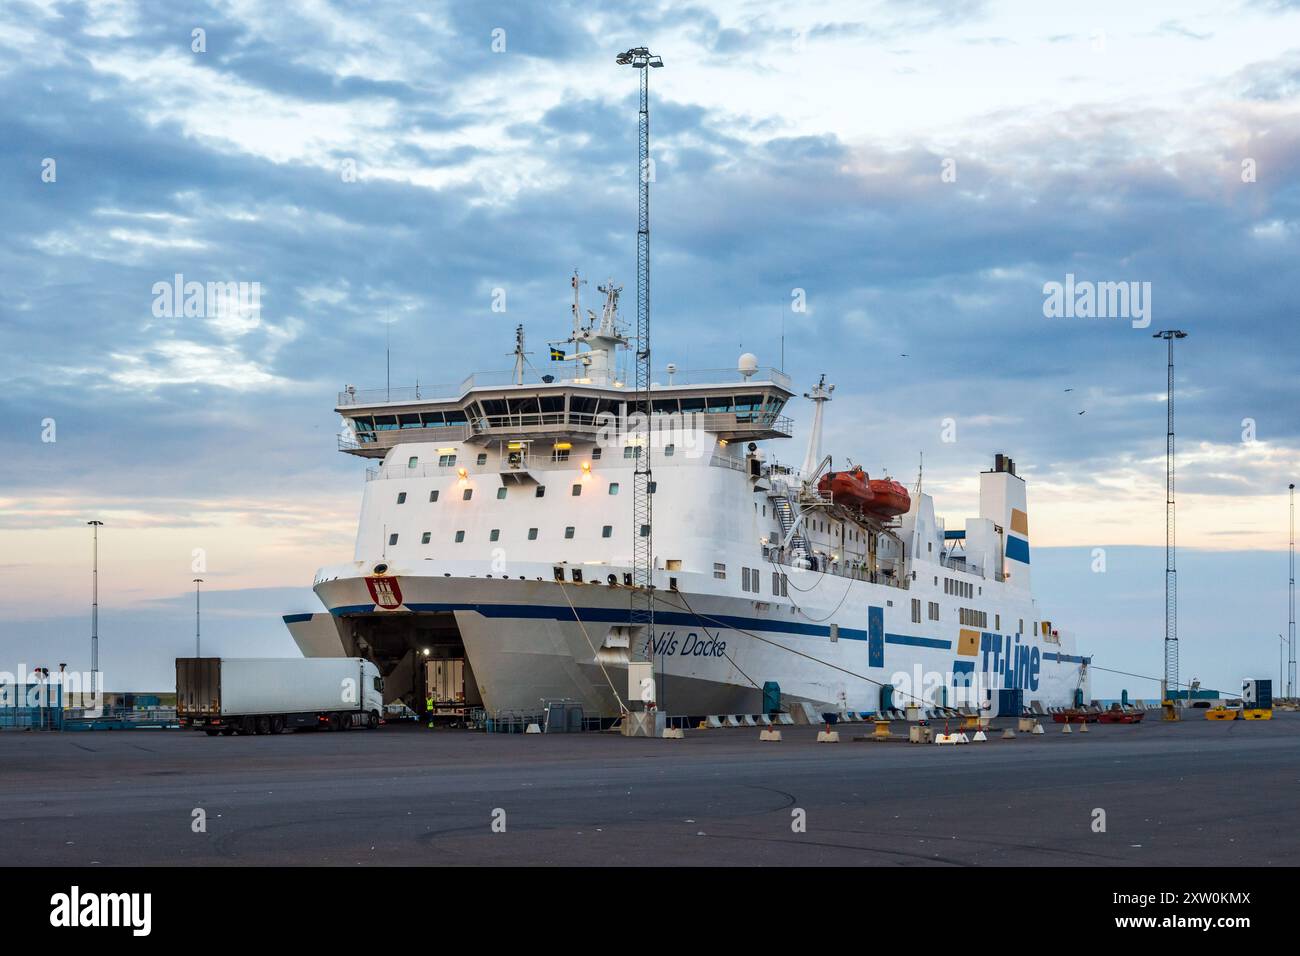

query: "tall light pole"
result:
(1289, 483), (1295, 699)
(87, 520), (103, 693)
(616, 46), (663, 720)
(1279, 635), (1287, 699)
(193, 578), (204, 657)
(1153, 330), (1187, 710)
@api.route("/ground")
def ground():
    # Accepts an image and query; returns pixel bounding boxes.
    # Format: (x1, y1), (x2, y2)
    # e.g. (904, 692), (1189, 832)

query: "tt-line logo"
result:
(49, 886), (151, 936)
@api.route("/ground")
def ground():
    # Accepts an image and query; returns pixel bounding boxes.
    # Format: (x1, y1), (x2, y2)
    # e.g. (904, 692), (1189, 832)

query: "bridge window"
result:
(399, 413), (421, 429)
(374, 415), (398, 431)
(443, 409), (468, 425)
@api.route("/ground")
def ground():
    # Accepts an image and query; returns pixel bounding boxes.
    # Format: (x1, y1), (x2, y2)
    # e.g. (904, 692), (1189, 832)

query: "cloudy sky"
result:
(1, 0), (1297, 696)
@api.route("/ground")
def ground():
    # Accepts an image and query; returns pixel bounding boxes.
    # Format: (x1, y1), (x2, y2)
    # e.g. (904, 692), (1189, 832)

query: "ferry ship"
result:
(284, 277), (1090, 720)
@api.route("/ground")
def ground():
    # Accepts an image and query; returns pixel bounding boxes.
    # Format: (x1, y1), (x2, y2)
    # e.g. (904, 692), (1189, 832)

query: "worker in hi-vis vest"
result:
(426, 695), (435, 728)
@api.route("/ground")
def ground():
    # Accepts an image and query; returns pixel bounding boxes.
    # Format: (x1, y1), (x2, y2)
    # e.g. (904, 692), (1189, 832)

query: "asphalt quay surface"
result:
(3, 713), (1298, 866)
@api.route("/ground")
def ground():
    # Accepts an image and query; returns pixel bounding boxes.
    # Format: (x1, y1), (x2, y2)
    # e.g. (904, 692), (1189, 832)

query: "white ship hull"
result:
(289, 560), (1088, 718)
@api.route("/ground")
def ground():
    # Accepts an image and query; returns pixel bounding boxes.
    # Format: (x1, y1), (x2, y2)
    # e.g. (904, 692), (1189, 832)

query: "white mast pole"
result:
(801, 374), (834, 479)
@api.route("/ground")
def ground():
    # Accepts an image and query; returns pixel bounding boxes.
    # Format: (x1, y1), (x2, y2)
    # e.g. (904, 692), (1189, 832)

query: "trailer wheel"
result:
(269, 715), (285, 735)
(366, 711), (379, 729)
(239, 717), (256, 735)
(205, 729), (220, 737)
(256, 716), (271, 735)
(328, 712), (343, 732)
(220, 727), (235, 736)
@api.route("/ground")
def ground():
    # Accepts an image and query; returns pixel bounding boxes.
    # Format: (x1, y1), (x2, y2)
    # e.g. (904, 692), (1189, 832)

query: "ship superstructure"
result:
(285, 278), (1089, 719)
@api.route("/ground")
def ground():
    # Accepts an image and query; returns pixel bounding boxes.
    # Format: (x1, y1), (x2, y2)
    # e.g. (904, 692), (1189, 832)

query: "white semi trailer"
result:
(177, 657), (384, 736)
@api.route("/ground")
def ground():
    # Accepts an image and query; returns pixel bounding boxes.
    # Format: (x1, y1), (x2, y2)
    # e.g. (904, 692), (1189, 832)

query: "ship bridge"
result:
(336, 368), (795, 460)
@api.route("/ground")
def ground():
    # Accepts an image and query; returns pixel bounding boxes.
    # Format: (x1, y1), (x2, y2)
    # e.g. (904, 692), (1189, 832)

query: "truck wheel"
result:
(241, 717), (258, 736)
(269, 716), (285, 735)
(328, 713), (342, 732)
(220, 727), (235, 736)
(205, 729), (220, 737)
(366, 711), (379, 729)
(256, 716), (271, 735)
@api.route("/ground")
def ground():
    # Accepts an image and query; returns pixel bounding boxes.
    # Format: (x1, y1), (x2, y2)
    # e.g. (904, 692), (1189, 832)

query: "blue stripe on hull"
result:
(329, 600), (953, 650)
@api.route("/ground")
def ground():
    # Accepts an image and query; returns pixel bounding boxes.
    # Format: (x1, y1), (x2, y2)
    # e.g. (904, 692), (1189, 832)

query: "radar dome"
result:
(738, 352), (758, 378)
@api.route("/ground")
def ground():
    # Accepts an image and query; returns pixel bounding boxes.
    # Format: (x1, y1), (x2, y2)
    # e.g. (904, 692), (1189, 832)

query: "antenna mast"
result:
(617, 46), (664, 725)
(511, 324), (528, 386)
(1154, 329), (1187, 709)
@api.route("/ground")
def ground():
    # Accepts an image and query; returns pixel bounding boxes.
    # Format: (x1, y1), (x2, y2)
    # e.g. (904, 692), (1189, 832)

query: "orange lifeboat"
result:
(865, 479), (910, 518)
(817, 467), (875, 512)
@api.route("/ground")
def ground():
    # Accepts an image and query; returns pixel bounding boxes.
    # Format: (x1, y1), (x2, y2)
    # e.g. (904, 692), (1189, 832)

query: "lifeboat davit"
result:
(818, 467), (875, 512)
(865, 479), (910, 518)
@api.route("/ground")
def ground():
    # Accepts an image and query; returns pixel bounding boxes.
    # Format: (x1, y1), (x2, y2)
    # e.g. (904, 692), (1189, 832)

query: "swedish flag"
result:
(549, 347), (565, 361)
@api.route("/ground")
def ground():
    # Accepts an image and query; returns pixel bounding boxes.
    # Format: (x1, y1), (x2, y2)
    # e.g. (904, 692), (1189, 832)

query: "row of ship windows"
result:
(355, 396), (781, 432)
(395, 481), (657, 504)
(911, 599), (1024, 634)
(714, 563), (791, 597)
(388, 525), (652, 546)
(414, 445), (674, 468)
(942, 576), (977, 599)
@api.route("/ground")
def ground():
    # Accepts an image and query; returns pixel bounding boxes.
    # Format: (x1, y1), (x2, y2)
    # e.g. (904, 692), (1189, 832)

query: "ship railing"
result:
(338, 366), (794, 407)
(765, 547), (909, 589)
(366, 462), (474, 481)
(939, 554), (986, 578)
(662, 367), (793, 389)
(708, 452), (748, 472)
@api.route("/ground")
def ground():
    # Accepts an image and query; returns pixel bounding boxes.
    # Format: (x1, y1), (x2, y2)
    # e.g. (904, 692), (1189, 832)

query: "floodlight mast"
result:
(1153, 329), (1187, 705)
(616, 47), (663, 712)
